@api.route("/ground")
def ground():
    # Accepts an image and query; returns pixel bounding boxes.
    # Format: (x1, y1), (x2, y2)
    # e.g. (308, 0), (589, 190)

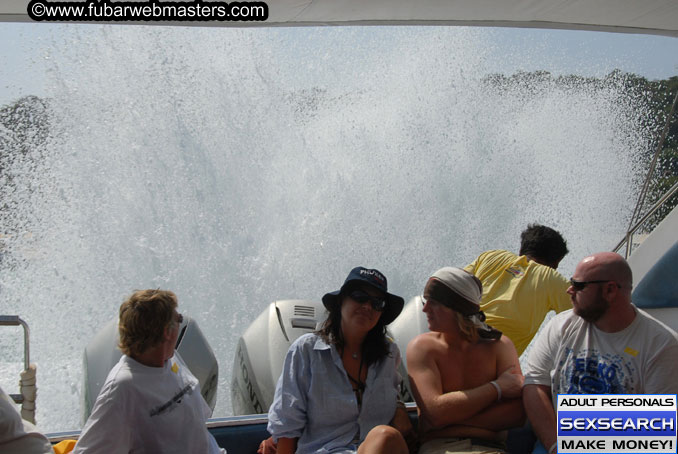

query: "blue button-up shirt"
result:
(267, 333), (401, 454)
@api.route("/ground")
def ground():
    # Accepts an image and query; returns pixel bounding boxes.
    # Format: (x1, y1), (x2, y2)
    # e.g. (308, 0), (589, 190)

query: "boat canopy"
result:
(2, 0), (678, 37)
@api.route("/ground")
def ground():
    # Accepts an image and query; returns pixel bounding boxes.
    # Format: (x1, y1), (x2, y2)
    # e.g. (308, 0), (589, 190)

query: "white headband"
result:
(431, 266), (481, 306)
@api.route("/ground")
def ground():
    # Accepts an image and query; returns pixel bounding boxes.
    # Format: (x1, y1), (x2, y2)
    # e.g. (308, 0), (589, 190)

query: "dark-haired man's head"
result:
(519, 224), (568, 269)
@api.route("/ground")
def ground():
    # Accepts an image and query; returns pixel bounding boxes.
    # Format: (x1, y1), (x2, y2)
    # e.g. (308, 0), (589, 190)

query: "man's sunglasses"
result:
(348, 290), (387, 312)
(569, 279), (620, 291)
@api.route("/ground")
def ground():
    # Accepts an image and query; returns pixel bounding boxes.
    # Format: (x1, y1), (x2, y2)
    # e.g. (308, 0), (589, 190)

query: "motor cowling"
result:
(231, 299), (324, 415)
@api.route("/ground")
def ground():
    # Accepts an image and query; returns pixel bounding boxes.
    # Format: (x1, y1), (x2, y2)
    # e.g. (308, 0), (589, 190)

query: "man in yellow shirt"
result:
(464, 224), (571, 356)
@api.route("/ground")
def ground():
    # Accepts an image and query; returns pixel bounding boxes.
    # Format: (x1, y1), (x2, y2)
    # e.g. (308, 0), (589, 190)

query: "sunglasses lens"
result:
(350, 291), (370, 303)
(349, 291), (385, 311)
(371, 299), (386, 312)
(570, 279), (585, 291)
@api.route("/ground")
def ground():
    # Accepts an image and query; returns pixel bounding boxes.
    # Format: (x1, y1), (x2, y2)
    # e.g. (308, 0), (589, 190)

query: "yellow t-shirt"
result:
(464, 250), (571, 355)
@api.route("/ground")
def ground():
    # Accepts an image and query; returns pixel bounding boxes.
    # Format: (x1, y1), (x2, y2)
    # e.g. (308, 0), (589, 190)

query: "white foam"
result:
(0, 25), (650, 432)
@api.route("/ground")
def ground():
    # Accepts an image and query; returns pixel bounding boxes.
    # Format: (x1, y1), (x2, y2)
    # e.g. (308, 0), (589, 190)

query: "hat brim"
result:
(322, 286), (404, 325)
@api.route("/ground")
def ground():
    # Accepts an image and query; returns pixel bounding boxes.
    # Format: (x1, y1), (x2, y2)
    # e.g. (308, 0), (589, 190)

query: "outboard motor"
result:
(388, 296), (428, 402)
(231, 299), (325, 415)
(82, 315), (218, 423)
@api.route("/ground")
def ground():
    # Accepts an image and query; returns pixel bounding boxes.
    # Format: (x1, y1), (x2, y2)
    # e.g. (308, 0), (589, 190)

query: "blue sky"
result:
(1, 22), (678, 106)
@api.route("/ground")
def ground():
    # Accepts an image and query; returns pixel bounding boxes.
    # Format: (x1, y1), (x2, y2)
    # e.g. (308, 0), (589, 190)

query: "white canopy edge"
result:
(2, 0), (678, 38)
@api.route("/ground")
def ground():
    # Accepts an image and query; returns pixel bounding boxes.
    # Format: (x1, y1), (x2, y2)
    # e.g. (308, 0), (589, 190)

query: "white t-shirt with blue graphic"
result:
(524, 306), (678, 408)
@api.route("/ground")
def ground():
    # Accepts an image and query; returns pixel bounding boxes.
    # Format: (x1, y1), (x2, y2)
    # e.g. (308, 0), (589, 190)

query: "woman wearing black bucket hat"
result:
(265, 267), (413, 454)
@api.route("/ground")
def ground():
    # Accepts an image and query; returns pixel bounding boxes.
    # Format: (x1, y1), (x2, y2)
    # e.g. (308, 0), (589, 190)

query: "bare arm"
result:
(462, 336), (525, 430)
(462, 398), (524, 431)
(523, 384), (557, 453)
(276, 437), (298, 454)
(406, 335), (519, 429)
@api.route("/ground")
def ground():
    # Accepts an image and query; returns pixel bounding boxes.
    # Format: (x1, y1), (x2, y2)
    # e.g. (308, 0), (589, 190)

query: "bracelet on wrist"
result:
(489, 380), (501, 401)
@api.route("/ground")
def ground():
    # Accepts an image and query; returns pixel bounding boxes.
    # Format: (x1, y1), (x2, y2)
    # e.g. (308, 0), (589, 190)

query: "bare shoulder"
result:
(408, 332), (443, 351)
(494, 334), (521, 370)
(407, 332), (445, 361)
(497, 334), (517, 351)
(471, 334), (514, 352)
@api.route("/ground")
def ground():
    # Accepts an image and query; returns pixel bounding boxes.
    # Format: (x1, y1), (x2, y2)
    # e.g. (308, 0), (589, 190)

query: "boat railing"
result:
(207, 413), (269, 428)
(615, 88), (678, 259)
(613, 180), (678, 258)
(47, 430), (82, 445)
(0, 315), (30, 404)
(205, 402), (419, 429)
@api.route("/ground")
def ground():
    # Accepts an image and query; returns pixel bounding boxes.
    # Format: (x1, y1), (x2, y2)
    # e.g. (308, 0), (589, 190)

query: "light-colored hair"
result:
(118, 289), (177, 357)
(454, 311), (480, 343)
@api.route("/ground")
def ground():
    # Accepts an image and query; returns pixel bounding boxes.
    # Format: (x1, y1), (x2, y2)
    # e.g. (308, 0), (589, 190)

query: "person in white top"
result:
(0, 384), (52, 454)
(74, 289), (225, 454)
(523, 252), (678, 454)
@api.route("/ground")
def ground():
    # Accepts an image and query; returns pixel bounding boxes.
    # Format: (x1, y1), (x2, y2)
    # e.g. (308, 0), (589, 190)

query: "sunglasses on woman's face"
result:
(348, 290), (386, 312)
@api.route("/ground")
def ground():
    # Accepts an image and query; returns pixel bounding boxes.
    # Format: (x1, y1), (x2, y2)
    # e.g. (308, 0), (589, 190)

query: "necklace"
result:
(345, 356), (366, 409)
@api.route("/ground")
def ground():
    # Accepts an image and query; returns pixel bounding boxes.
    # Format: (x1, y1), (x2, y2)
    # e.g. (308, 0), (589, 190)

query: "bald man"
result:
(523, 252), (678, 454)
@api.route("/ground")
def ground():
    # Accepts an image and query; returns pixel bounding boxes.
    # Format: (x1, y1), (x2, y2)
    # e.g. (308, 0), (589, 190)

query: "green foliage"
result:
(483, 70), (678, 233)
(637, 77), (678, 231)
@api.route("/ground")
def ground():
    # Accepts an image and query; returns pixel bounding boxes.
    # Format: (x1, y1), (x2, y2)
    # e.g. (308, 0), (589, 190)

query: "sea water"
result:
(0, 25), (651, 433)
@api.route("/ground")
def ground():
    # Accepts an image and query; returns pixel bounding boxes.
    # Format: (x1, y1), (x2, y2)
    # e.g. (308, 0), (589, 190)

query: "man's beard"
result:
(575, 289), (609, 323)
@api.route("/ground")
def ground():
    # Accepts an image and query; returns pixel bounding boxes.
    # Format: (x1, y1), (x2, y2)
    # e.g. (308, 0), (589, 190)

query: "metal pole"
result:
(613, 179), (678, 255)
(628, 88), (678, 232)
(0, 316), (30, 404)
